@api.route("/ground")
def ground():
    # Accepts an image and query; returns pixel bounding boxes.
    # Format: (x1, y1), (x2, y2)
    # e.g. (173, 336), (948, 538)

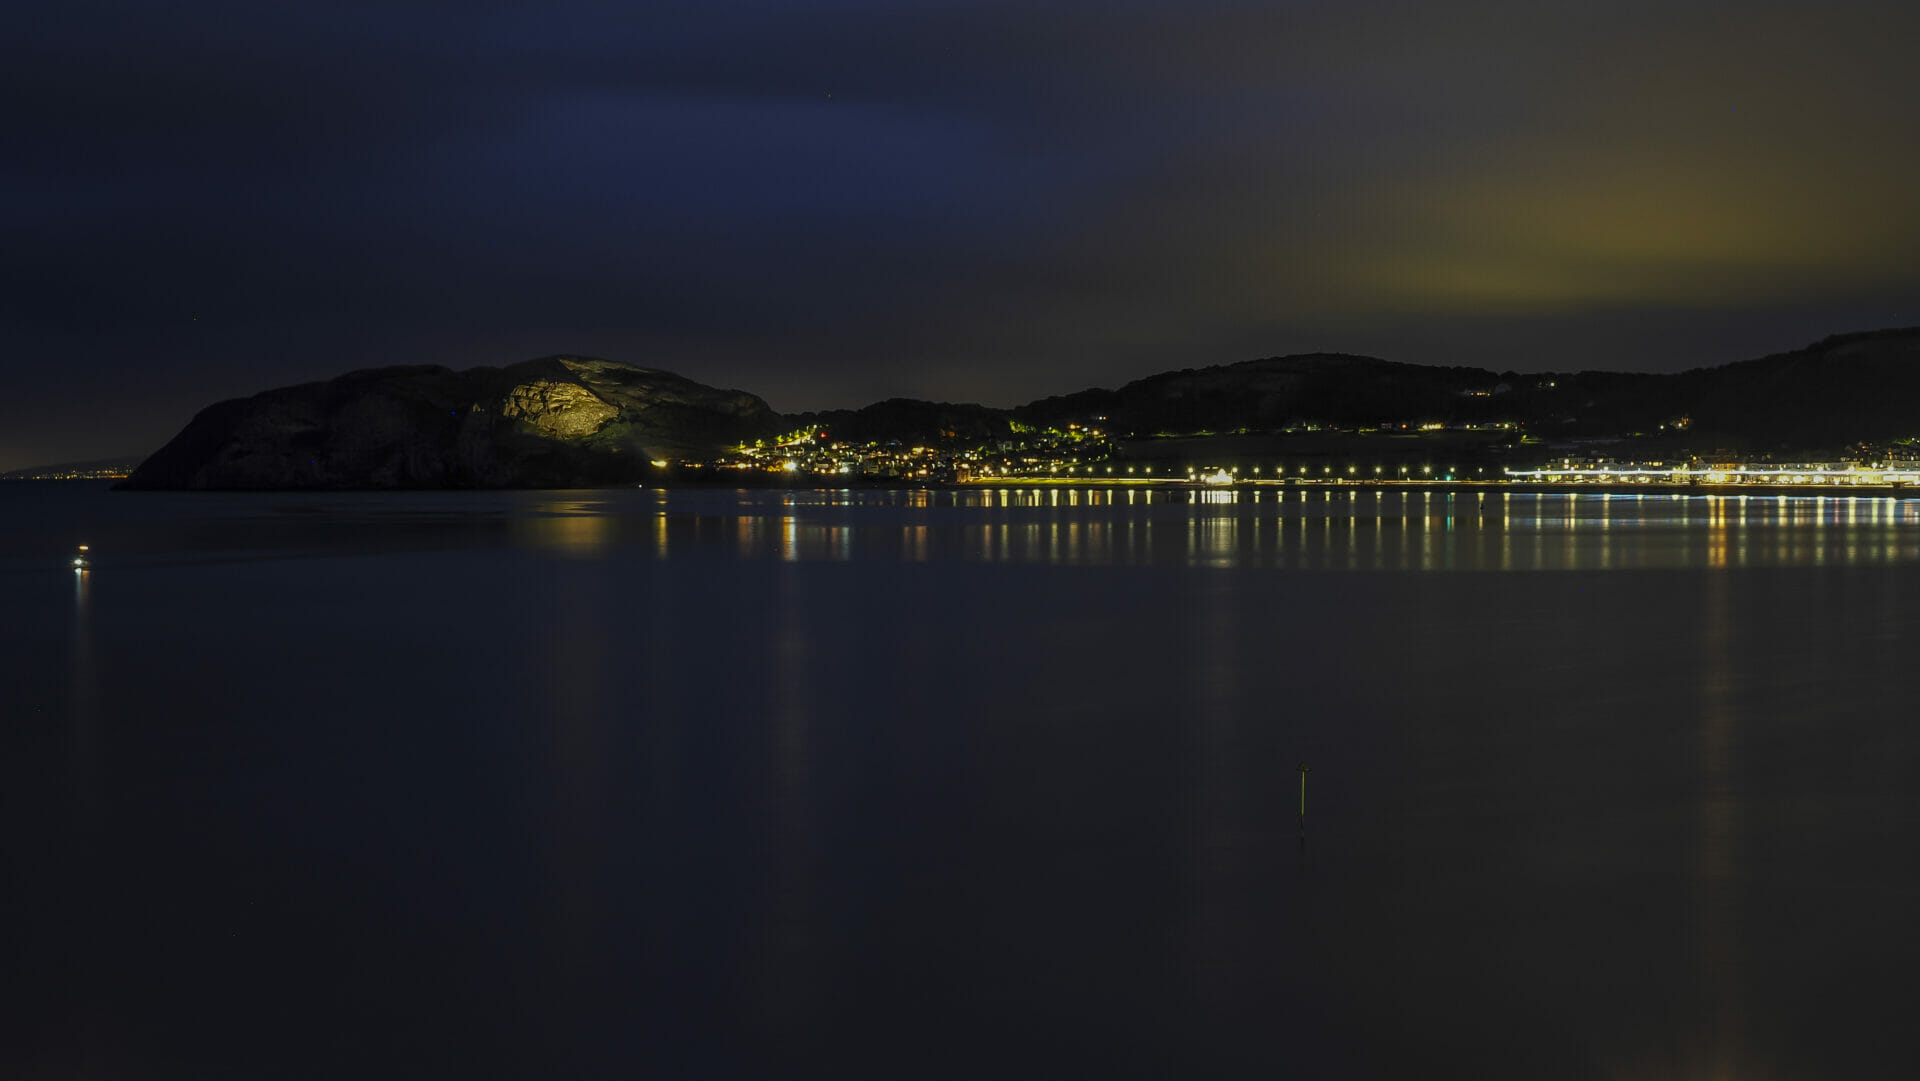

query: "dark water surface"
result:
(7, 483), (1920, 1079)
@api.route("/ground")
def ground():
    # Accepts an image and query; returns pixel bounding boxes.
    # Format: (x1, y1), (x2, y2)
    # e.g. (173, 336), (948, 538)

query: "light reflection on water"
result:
(578, 488), (1920, 572)
(1694, 569), (1746, 1081)
(68, 563), (99, 816)
(508, 500), (615, 558)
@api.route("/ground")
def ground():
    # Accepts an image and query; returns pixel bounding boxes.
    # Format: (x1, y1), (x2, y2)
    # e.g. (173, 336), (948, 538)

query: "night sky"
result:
(8, 1), (1920, 470)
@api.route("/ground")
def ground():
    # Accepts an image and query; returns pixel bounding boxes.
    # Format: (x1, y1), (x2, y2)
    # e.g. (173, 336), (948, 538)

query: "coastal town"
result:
(699, 422), (1920, 491)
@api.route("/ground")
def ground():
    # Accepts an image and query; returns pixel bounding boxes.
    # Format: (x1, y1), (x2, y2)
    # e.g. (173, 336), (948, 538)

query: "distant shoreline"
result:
(956, 478), (1920, 498)
(47, 476), (1919, 497)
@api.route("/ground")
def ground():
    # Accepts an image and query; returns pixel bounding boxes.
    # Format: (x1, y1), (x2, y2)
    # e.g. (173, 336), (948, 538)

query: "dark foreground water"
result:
(6, 483), (1920, 1079)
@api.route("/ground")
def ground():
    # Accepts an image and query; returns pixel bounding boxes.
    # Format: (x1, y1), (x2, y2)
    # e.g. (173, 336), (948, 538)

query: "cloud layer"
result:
(6, 0), (1919, 466)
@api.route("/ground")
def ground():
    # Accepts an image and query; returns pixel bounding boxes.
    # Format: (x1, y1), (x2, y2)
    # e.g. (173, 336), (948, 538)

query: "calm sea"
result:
(6, 482), (1920, 1079)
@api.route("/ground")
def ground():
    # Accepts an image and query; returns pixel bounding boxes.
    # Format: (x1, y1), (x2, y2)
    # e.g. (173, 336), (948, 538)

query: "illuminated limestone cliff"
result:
(123, 356), (776, 489)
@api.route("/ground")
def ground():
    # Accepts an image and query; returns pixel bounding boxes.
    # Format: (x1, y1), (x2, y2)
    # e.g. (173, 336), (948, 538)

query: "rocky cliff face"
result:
(123, 357), (778, 489)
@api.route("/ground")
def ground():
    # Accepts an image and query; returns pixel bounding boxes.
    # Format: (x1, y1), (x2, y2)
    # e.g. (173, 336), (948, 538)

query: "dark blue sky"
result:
(7, 0), (1920, 468)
